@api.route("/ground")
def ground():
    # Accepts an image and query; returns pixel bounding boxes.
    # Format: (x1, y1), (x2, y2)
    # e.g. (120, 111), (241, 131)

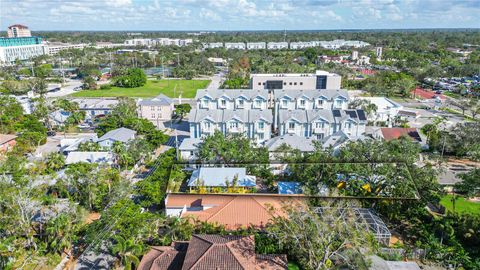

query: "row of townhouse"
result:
(188, 88), (366, 143)
(188, 109), (273, 143)
(202, 40), (370, 50)
(278, 109), (367, 139)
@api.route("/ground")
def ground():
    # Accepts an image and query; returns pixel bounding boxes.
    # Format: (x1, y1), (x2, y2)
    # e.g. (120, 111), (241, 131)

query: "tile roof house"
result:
(165, 194), (306, 230)
(0, 134), (17, 152)
(97, 127), (136, 148)
(374, 128), (427, 148)
(138, 234), (288, 270)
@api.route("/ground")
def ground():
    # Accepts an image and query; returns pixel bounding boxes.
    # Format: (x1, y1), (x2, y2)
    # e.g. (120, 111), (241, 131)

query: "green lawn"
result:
(288, 262), (301, 270)
(440, 195), (480, 215)
(71, 79), (211, 98)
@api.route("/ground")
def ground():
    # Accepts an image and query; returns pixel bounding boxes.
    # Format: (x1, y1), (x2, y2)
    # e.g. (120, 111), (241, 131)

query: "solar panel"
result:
(357, 110), (367, 120)
(333, 110), (341, 117)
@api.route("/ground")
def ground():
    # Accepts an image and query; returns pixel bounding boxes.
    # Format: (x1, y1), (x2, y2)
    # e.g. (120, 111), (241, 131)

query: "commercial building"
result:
(7, 24), (31, 38)
(247, 42), (266, 50)
(137, 94), (174, 129)
(250, 70), (342, 90)
(0, 37), (45, 64)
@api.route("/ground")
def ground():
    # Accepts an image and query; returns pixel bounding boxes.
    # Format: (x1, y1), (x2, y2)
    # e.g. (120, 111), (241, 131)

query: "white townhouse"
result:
(273, 89), (349, 128)
(188, 109), (273, 143)
(278, 109), (367, 139)
(290, 41), (315, 49)
(195, 89), (269, 110)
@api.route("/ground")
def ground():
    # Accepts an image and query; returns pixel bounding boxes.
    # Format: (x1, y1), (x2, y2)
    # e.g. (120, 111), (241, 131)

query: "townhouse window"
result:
(294, 82), (297, 85)
(190, 151), (194, 156)
(317, 100), (324, 107)
(150, 106), (155, 110)
(229, 122), (238, 129)
(255, 100), (262, 108)
(288, 122), (295, 130)
(282, 100), (288, 108)
(299, 99), (306, 107)
(346, 122), (352, 129)
(300, 82), (303, 85)
(151, 113), (155, 118)
(262, 82), (265, 85)
(258, 82), (261, 85)
(289, 82), (292, 85)
(202, 100), (208, 108)
(283, 82), (286, 85)
(335, 100), (343, 107)
(204, 122), (211, 129)
(221, 99), (226, 107)
(258, 133), (264, 140)
(315, 122), (325, 129)
(316, 133), (324, 140)
(258, 122), (265, 129)
(238, 99), (244, 108)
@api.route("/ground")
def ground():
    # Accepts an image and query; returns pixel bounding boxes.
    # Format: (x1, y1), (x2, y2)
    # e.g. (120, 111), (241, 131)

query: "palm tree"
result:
(110, 235), (143, 270)
(46, 152), (65, 172)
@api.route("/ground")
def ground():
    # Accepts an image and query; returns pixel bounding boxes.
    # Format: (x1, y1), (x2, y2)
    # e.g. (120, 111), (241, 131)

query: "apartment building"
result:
(274, 89), (349, 111)
(247, 42), (266, 50)
(278, 109), (367, 139)
(124, 38), (192, 47)
(202, 42), (223, 49)
(290, 41), (315, 49)
(188, 109), (272, 143)
(250, 70), (342, 90)
(224, 42), (246, 50)
(137, 94), (174, 129)
(267, 42), (289, 50)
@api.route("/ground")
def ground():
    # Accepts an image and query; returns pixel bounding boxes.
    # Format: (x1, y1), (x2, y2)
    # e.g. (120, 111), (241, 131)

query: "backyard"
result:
(440, 194), (480, 215)
(71, 79), (211, 98)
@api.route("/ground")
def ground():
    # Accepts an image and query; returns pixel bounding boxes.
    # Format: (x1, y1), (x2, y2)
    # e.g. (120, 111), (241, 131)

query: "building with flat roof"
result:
(250, 70), (342, 90)
(7, 24), (31, 38)
(0, 37), (45, 64)
(267, 42), (288, 50)
(45, 42), (86, 55)
(247, 42), (266, 50)
(225, 42), (246, 50)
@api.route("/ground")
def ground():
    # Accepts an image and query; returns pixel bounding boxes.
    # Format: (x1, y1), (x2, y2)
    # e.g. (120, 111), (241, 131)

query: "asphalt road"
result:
(47, 79), (83, 98)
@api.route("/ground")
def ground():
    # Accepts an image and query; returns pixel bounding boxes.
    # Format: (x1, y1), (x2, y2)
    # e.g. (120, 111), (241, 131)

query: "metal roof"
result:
(188, 167), (256, 187)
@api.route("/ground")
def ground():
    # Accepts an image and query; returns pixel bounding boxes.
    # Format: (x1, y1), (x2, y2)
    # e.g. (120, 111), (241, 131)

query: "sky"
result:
(1, 0), (480, 31)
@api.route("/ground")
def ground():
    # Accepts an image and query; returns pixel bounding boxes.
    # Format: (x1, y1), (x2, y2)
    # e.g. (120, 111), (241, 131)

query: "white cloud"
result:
(105, 0), (132, 8)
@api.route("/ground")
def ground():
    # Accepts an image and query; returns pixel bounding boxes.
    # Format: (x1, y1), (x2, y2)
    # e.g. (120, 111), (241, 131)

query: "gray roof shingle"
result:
(98, 127), (136, 143)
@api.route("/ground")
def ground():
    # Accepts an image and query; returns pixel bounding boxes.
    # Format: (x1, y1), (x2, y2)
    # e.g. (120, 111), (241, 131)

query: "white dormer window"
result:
(335, 100), (343, 108)
(203, 122), (211, 130)
(288, 122), (295, 130)
(238, 99), (244, 108)
(229, 122), (238, 129)
(346, 122), (352, 129)
(317, 99), (324, 107)
(202, 99), (208, 108)
(220, 99), (227, 108)
(315, 122), (325, 128)
(255, 99), (262, 108)
(282, 99), (288, 108)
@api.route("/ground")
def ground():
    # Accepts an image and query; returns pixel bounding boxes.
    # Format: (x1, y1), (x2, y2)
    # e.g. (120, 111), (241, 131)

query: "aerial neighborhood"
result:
(0, 16), (479, 270)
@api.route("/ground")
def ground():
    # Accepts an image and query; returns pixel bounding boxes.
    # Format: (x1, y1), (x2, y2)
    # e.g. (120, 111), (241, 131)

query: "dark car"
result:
(47, 131), (56, 137)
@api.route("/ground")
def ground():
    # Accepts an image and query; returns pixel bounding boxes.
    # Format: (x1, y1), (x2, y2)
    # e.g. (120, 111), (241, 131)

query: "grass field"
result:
(71, 79), (211, 98)
(440, 194), (480, 215)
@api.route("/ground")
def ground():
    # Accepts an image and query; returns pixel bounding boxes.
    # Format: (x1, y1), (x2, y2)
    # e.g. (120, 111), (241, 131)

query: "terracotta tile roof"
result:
(138, 245), (188, 270)
(0, 134), (17, 145)
(380, 128), (422, 142)
(166, 194), (306, 230)
(140, 234), (287, 270)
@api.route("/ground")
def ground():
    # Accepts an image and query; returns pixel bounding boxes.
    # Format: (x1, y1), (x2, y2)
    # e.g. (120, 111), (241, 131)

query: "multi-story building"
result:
(124, 38), (192, 47)
(7, 24), (31, 38)
(0, 37), (45, 64)
(203, 42), (223, 49)
(45, 42), (86, 55)
(278, 109), (367, 139)
(289, 41), (314, 49)
(247, 42), (266, 50)
(188, 109), (272, 143)
(376, 46), (383, 60)
(250, 70), (342, 90)
(137, 94), (174, 129)
(274, 89), (349, 112)
(224, 42), (246, 50)
(195, 89), (269, 110)
(267, 42), (288, 50)
(70, 98), (118, 121)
